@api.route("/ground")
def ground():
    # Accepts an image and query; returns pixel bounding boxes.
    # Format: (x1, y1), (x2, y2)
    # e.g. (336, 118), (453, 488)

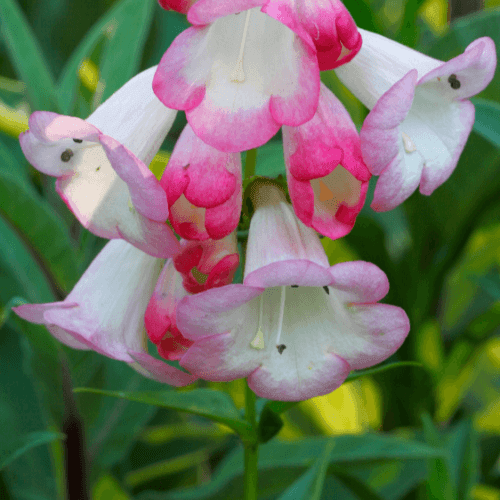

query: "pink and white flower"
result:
(335, 30), (497, 211)
(13, 240), (197, 387)
(145, 234), (239, 360)
(153, 0), (321, 152)
(161, 124), (242, 240)
(145, 258), (194, 361)
(20, 67), (180, 258)
(283, 83), (370, 240)
(176, 183), (410, 401)
(173, 233), (240, 294)
(264, 0), (361, 71)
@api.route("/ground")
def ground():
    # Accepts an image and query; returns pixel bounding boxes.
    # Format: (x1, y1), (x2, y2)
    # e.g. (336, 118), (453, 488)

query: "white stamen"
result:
(402, 132), (417, 153)
(275, 286), (286, 346)
(231, 10), (252, 83)
(250, 294), (265, 349)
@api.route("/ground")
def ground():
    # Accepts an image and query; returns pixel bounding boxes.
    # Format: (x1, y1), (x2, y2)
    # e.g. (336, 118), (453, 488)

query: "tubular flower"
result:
(20, 67), (180, 258)
(173, 233), (240, 294)
(145, 259), (194, 361)
(176, 183), (410, 401)
(263, 0), (361, 71)
(283, 83), (370, 240)
(153, 0), (321, 152)
(13, 240), (197, 387)
(161, 124), (242, 240)
(335, 30), (497, 211)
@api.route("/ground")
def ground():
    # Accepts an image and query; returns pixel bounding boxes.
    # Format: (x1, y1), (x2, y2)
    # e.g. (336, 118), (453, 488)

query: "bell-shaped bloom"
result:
(145, 259), (193, 361)
(176, 182), (410, 401)
(153, 0), (321, 152)
(145, 233), (239, 359)
(283, 83), (371, 240)
(173, 233), (240, 294)
(264, 0), (361, 71)
(161, 124), (242, 240)
(13, 240), (197, 387)
(335, 29), (497, 211)
(20, 67), (180, 258)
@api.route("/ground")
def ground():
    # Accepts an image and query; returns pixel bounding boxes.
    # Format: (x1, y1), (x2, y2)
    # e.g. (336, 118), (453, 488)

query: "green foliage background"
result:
(0, 0), (500, 498)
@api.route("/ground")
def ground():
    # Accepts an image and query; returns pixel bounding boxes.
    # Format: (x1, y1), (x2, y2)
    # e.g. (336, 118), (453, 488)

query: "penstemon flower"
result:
(161, 124), (242, 240)
(13, 240), (196, 386)
(173, 233), (240, 294)
(145, 234), (239, 359)
(283, 82), (371, 240)
(175, 183), (410, 401)
(335, 30), (497, 211)
(153, 0), (323, 152)
(20, 67), (180, 258)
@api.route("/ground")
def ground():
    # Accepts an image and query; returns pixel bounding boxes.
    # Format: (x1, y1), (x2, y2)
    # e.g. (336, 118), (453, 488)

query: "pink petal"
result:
(129, 351), (197, 386)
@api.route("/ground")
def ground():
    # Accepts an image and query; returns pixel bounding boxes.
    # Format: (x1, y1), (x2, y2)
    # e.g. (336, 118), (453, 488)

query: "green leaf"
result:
(278, 441), (334, 500)
(73, 387), (253, 441)
(0, 213), (54, 304)
(97, 0), (155, 103)
(257, 405), (284, 444)
(0, 431), (64, 470)
(345, 362), (424, 382)
(472, 98), (500, 149)
(0, 324), (59, 499)
(142, 435), (443, 500)
(447, 419), (479, 500)
(421, 413), (456, 500)
(0, 171), (79, 293)
(0, 136), (30, 184)
(57, 0), (155, 114)
(330, 470), (386, 500)
(0, 0), (60, 111)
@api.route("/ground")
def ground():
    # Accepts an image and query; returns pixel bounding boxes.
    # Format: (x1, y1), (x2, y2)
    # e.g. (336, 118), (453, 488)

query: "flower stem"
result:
(244, 381), (259, 500)
(245, 148), (258, 179)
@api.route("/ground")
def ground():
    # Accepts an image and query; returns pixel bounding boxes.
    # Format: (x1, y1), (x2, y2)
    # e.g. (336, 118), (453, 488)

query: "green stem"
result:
(245, 148), (258, 179)
(244, 381), (259, 500)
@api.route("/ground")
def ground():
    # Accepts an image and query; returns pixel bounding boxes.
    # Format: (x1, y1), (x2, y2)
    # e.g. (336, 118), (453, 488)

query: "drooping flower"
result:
(145, 258), (193, 361)
(283, 83), (370, 240)
(173, 233), (240, 294)
(145, 234), (239, 360)
(13, 240), (197, 386)
(176, 182), (409, 401)
(153, 0), (321, 152)
(263, 0), (362, 71)
(334, 30), (497, 211)
(161, 124), (242, 240)
(20, 67), (180, 258)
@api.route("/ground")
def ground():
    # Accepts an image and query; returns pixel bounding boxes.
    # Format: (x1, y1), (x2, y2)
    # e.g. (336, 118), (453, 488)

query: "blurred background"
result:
(1, 0), (500, 498)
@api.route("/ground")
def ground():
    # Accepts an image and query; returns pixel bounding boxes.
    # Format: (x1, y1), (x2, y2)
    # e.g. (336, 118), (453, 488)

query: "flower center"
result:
(402, 132), (417, 153)
(231, 10), (252, 83)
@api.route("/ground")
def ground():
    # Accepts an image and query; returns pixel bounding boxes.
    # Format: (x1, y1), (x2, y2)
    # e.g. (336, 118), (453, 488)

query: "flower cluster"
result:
(14, 0), (496, 401)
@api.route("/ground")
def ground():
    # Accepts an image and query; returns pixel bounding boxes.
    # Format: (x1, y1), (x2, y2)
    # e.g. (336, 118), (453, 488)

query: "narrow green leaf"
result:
(345, 362), (424, 382)
(330, 470), (386, 500)
(57, 0), (154, 114)
(0, 0), (60, 111)
(0, 431), (65, 470)
(472, 98), (500, 149)
(0, 172), (79, 293)
(98, 0), (155, 103)
(421, 413), (456, 500)
(144, 436), (444, 500)
(0, 214), (54, 304)
(277, 441), (334, 500)
(73, 388), (253, 440)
